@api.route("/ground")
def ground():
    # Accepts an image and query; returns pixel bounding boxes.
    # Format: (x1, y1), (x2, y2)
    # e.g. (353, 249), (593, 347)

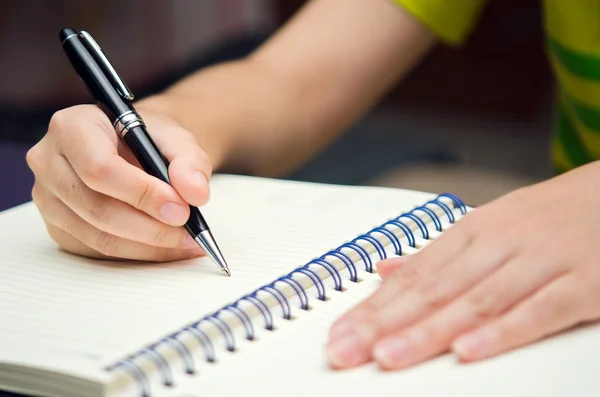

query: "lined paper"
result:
(5, 174), (596, 397)
(0, 174), (436, 386)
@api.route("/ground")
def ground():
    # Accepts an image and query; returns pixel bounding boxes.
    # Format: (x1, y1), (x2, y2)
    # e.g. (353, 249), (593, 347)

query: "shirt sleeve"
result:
(393, 0), (487, 46)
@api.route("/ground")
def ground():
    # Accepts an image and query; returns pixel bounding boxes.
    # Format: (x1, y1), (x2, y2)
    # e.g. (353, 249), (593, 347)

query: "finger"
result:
(329, 223), (473, 338)
(33, 184), (103, 259)
(35, 158), (198, 250)
(327, 236), (504, 369)
(46, 224), (108, 259)
(369, 235), (514, 338)
(371, 256), (566, 370)
(376, 256), (409, 280)
(452, 274), (582, 362)
(149, 127), (212, 207)
(51, 106), (191, 226)
(40, 191), (205, 262)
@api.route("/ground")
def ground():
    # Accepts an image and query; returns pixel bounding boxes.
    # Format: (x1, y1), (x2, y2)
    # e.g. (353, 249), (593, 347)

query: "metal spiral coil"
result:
(106, 193), (467, 397)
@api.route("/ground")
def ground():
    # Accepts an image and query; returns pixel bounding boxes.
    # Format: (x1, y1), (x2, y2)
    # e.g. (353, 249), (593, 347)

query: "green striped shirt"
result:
(395, 0), (600, 172)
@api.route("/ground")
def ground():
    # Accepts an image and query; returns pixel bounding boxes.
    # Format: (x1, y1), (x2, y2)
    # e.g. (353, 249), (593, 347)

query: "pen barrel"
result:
(123, 125), (209, 235)
(61, 32), (130, 120)
(123, 125), (170, 182)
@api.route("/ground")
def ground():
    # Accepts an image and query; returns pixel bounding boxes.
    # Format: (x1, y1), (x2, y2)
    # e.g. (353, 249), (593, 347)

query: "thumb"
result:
(141, 114), (213, 207)
(168, 146), (212, 207)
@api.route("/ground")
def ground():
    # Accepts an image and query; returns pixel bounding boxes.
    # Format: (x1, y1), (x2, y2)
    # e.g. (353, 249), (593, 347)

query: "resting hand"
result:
(327, 162), (600, 370)
(27, 104), (212, 261)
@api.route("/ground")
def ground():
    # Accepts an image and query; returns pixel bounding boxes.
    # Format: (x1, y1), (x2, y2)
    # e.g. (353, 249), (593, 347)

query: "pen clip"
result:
(78, 31), (134, 101)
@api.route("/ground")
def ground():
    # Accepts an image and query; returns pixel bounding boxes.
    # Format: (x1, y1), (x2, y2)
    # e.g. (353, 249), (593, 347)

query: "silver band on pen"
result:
(113, 110), (145, 138)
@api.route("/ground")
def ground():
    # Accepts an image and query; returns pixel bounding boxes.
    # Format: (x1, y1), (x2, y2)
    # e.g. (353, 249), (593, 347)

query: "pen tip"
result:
(194, 230), (230, 277)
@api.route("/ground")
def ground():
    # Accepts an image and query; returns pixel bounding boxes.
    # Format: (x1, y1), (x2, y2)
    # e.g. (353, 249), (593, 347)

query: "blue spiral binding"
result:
(163, 335), (195, 375)
(381, 219), (416, 247)
(184, 326), (215, 363)
(275, 276), (309, 310)
(426, 199), (455, 223)
(337, 242), (372, 273)
(221, 305), (255, 341)
(413, 205), (443, 231)
(368, 227), (402, 255)
(438, 192), (467, 214)
(256, 285), (292, 320)
(107, 193), (465, 397)
(237, 295), (273, 331)
(399, 213), (429, 239)
(321, 250), (358, 282)
(352, 235), (386, 264)
(290, 267), (327, 301)
(140, 347), (173, 386)
(109, 360), (151, 397)
(202, 315), (235, 352)
(306, 258), (343, 291)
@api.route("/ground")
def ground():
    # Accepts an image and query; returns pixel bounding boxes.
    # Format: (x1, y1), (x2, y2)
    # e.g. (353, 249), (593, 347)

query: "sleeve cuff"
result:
(393, 0), (487, 46)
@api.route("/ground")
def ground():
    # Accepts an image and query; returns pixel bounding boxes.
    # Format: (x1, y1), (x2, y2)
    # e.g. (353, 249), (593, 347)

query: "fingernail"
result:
(194, 171), (208, 189)
(327, 332), (366, 368)
(329, 320), (355, 339)
(373, 337), (411, 368)
(452, 331), (487, 358)
(182, 234), (197, 248)
(161, 202), (188, 225)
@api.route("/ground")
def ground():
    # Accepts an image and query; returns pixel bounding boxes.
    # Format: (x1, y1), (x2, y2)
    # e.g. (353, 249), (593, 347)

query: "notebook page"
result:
(0, 174), (435, 387)
(161, 267), (600, 397)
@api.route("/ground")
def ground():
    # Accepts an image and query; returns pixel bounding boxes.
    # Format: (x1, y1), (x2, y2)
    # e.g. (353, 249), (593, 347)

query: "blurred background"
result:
(0, 0), (555, 212)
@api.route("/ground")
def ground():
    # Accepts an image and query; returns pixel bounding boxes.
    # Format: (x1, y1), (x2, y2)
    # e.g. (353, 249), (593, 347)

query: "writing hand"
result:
(27, 104), (212, 261)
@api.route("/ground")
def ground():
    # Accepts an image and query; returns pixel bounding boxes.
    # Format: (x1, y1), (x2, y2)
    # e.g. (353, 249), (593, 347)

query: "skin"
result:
(327, 163), (600, 368)
(26, 0), (600, 371)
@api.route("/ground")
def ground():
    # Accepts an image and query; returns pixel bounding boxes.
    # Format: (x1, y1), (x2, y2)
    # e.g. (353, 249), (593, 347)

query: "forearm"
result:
(248, 0), (437, 176)
(142, 0), (437, 177)
(136, 60), (290, 174)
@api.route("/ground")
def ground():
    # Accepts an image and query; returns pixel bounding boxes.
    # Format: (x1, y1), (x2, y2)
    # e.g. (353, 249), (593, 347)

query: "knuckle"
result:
(60, 213), (87, 243)
(528, 287), (573, 325)
(48, 109), (70, 133)
(46, 224), (67, 247)
(89, 198), (115, 225)
(416, 280), (447, 311)
(84, 156), (113, 183)
(466, 288), (500, 321)
(448, 221), (474, 245)
(25, 144), (43, 172)
(31, 186), (55, 218)
(394, 266), (426, 290)
(31, 185), (43, 208)
(527, 294), (550, 319)
(152, 246), (174, 262)
(151, 225), (172, 247)
(355, 300), (379, 321)
(134, 179), (155, 210)
(59, 175), (85, 210)
(95, 231), (119, 256)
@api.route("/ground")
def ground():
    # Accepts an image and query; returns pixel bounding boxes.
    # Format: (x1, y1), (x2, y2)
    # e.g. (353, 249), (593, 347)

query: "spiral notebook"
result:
(1, 174), (600, 397)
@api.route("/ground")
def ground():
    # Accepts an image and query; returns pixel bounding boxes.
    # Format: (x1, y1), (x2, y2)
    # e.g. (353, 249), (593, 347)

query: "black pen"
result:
(59, 27), (230, 276)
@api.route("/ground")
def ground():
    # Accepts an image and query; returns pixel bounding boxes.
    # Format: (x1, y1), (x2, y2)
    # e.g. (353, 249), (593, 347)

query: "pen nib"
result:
(194, 230), (231, 276)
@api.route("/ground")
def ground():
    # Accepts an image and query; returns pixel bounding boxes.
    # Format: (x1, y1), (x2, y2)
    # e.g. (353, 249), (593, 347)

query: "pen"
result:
(58, 27), (230, 276)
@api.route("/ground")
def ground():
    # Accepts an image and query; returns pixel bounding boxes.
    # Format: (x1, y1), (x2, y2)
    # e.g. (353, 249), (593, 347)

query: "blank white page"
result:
(0, 174), (435, 386)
